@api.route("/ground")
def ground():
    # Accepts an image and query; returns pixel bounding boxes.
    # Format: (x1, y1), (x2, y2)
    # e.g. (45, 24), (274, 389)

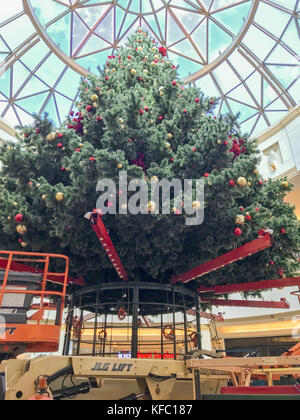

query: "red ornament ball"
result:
(86, 105), (93, 112)
(195, 98), (200, 104)
(229, 180), (235, 187)
(159, 47), (167, 57)
(234, 228), (242, 237)
(14, 214), (23, 223)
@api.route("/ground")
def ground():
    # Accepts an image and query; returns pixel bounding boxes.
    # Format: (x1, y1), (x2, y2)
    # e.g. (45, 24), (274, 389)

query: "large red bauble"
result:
(234, 228), (242, 237)
(14, 214), (23, 223)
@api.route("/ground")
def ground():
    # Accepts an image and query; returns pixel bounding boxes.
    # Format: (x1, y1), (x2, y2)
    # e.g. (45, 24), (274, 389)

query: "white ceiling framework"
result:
(0, 0), (299, 136)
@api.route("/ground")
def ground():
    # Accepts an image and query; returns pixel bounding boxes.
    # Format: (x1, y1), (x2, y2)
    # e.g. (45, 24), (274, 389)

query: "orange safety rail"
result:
(0, 250), (69, 354)
(282, 342), (300, 357)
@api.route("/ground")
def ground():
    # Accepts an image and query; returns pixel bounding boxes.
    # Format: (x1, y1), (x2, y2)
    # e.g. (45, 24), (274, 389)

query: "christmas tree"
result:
(0, 31), (299, 291)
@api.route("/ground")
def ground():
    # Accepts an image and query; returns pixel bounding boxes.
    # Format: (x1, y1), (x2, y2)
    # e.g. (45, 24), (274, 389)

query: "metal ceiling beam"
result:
(183, 0), (259, 83)
(0, 35), (40, 77)
(237, 45), (296, 110)
(22, 0), (91, 78)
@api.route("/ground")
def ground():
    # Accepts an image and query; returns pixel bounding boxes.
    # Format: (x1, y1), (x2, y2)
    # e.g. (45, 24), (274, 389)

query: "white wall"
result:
(257, 114), (300, 180)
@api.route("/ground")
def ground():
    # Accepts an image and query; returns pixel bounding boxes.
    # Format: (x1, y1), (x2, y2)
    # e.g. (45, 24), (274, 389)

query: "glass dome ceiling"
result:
(0, 0), (299, 136)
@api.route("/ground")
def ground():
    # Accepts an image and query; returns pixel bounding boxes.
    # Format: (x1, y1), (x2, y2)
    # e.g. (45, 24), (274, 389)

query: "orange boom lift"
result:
(0, 250), (69, 359)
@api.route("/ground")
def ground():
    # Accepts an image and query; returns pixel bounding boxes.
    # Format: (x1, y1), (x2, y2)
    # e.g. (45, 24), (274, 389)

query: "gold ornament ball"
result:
(56, 193), (64, 202)
(46, 132), (56, 142)
(165, 142), (171, 149)
(282, 181), (289, 189)
(13, 202), (18, 207)
(253, 169), (259, 175)
(235, 215), (245, 225)
(119, 118), (124, 124)
(192, 201), (201, 210)
(217, 140), (222, 145)
(21, 242), (28, 248)
(151, 176), (158, 182)
(42, 194), (47, 200)
(16, 225), (27, 235)
(117, 163), (123, 169)
(91, 94), (99, 102)
(147, 201), (156, 213)
(143, 70), (149, 75)
(130, 69), (136, 75)
(237, 177), (247, 187)
(167, 133), (173, 139)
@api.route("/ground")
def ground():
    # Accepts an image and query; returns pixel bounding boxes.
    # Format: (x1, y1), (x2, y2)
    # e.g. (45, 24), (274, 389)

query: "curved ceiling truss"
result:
(0, 0), (299, 137)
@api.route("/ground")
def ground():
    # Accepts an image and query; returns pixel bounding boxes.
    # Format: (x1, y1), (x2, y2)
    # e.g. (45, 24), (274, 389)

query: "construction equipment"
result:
(0, 355), (228, 401)
(2, 352), (300, 400)
(0, 250), (69, 360)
